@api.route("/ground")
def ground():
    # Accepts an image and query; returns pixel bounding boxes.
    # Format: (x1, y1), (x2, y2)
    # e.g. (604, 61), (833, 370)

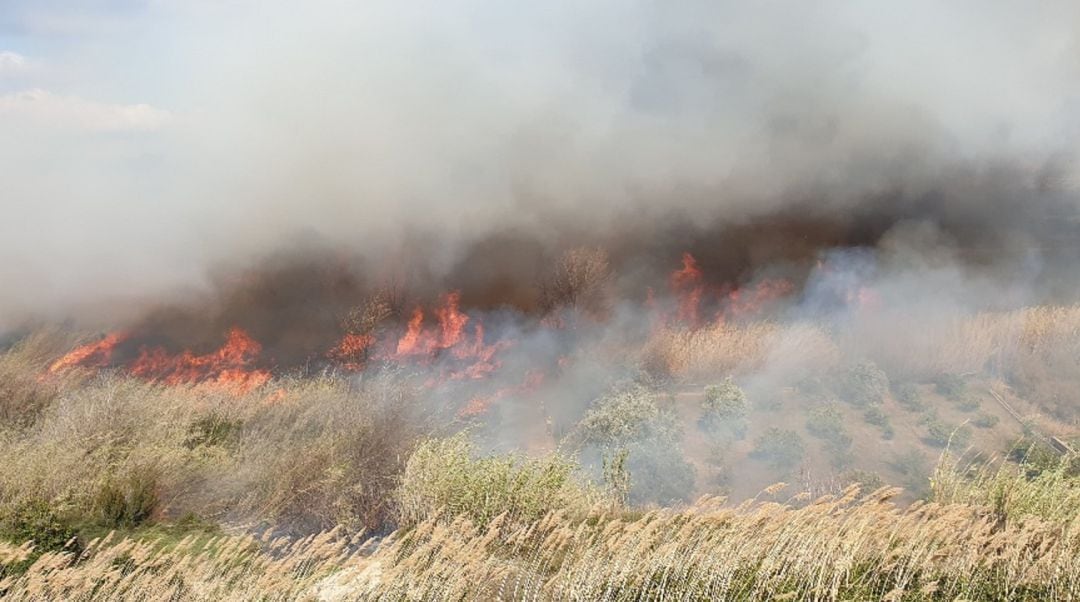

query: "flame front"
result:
(48, 332), (127, 374)
(130, 327), (271, 394)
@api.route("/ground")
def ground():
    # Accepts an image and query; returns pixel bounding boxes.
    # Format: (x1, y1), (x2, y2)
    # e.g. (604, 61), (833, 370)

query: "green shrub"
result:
(699, 380), (750, 439)
(863, 405), (888, 427)
(835, 361), (889, 407)
(396, 434), (596, 528)
(890, 449), (931, 496)
(805, 403), (846, 441)
(892, 382), (925, 411)
(1006, 437), (1074, 476)
(0, 499), (80, 577)
(802, 402), (859, 465)
(956, 396), (981, 413)
(625, 442), (696, 506)
(572, 384), (696, 506)
(933, 373), (966, 399)
(95, 466), (160, 529)
(575, 384), (679, 448)
(184, 413), (242, 449)
(702, 379), (748, 419)
(842, 470), (885, 492)
(973, 413), (1000, 429)
(751, 429), (806, 470)
(862, 406), (894, 439)
(923, 416), (971, 449)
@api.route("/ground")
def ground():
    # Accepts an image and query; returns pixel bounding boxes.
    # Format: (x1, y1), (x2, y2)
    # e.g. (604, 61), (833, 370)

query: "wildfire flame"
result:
(44, 250), (801, 403)
(48, 332), (127, 374)
(129, 327), (271, 394)
(671, 252), (705, 326)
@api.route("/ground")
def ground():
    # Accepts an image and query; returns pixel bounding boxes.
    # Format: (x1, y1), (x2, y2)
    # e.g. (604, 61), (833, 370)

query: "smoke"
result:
(2, 0), (1079, 330)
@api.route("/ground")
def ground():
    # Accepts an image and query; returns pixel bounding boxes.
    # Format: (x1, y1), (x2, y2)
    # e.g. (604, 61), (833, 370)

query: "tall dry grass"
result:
(3, 484), (1078, 600)
(0, 341), (434, 540)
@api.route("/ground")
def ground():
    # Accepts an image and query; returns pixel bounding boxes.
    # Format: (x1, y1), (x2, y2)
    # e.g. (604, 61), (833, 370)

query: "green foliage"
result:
(95, 466), (160, 529)
(892, 382), (925, 411)
(933, 452), (1080, 523)
(804, 403), (856, 465)
(933, 373), (966, 399)
(751, 428), (806, 470)
(701, 379), (748, 419)
(805, 403), (845, 440)
(955, 395), (981, 413)
(835, 361), (889, 407)
(862, 405), (894, 439)
(699, 380), (749, 438)
(0, 499), (80, 577)
(396, 434), (595, 528)
(923, 416), (971, 449)
(890, 449), (931, 496)
(973, 412), (1000, 429)
(625, 443), (697, 506)
(1006, 437), (1078, 477)
(575, 384), (678, 448)
(184, 413), (242, 449)
(842, 469), (885, 492)
(574, 384), (696, 505)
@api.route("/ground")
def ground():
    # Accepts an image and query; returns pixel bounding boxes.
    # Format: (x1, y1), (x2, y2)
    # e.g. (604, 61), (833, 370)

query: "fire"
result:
(670, 252), (705, 326)
(130, 327), (271, 394)
(392, 292), (469, 358)
(724, 278), (795, 320)
(456, 369), (546, 418)
(328, 333), (375, 371)
(48, 332), (127, 374)
(435, 291), (469, 348)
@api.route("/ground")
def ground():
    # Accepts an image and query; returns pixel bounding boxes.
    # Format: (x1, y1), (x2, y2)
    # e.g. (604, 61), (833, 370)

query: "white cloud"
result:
(0, 88), (172, 132)
(0, 51), (28, 74)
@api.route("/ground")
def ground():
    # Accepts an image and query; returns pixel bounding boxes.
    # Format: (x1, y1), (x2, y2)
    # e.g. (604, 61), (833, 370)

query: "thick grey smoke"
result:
(1, 0), (1079, 329)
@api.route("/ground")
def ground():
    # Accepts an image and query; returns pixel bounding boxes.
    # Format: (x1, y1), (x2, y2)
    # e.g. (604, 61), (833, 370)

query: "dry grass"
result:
(3, 484), (1079, 600)
(0, 345), (433, 539)
(4, 304), (1080, 599)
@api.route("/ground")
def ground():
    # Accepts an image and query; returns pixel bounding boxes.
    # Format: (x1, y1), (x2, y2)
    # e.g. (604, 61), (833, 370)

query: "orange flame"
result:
(48, 332), (127, 374)
(724, 278), (794, 320)
(670, 252), (705, 326)
(130, 327), (271, 394)
(328, 333), (375, 371)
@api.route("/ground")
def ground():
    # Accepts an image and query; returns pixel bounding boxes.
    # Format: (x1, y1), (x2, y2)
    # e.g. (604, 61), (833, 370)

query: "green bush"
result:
(624, 442), (697, 506)
(863, 406), (894, 439)
(699, 380), (749, 439)
(890, 449), (931, 496)
(396, 434), (596, 528)
(893, 382), (925, 411)
(806, 403), (846, 441)
(803, 402), (859, 464)
(923, 417), (971, 449)
(956, 396), (981, 413)
(573, 384), (696, 504)
(701, 379), (748, 419)
(842, 470), (885, 492)
(95, 466), (160, 529)
(933, 373), (966, 399)
(0, 499), (80, 577)
(973, 413), (1000, 429)
(835, 361), (889, 407)
(751, 429), (806, 470)
(575, 384), (679, 448)
(184, 413), (242, 449)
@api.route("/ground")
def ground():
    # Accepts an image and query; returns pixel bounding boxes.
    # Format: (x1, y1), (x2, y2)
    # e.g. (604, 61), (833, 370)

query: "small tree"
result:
(751, 429), (806, 470)
(836, 361), (889, 407)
